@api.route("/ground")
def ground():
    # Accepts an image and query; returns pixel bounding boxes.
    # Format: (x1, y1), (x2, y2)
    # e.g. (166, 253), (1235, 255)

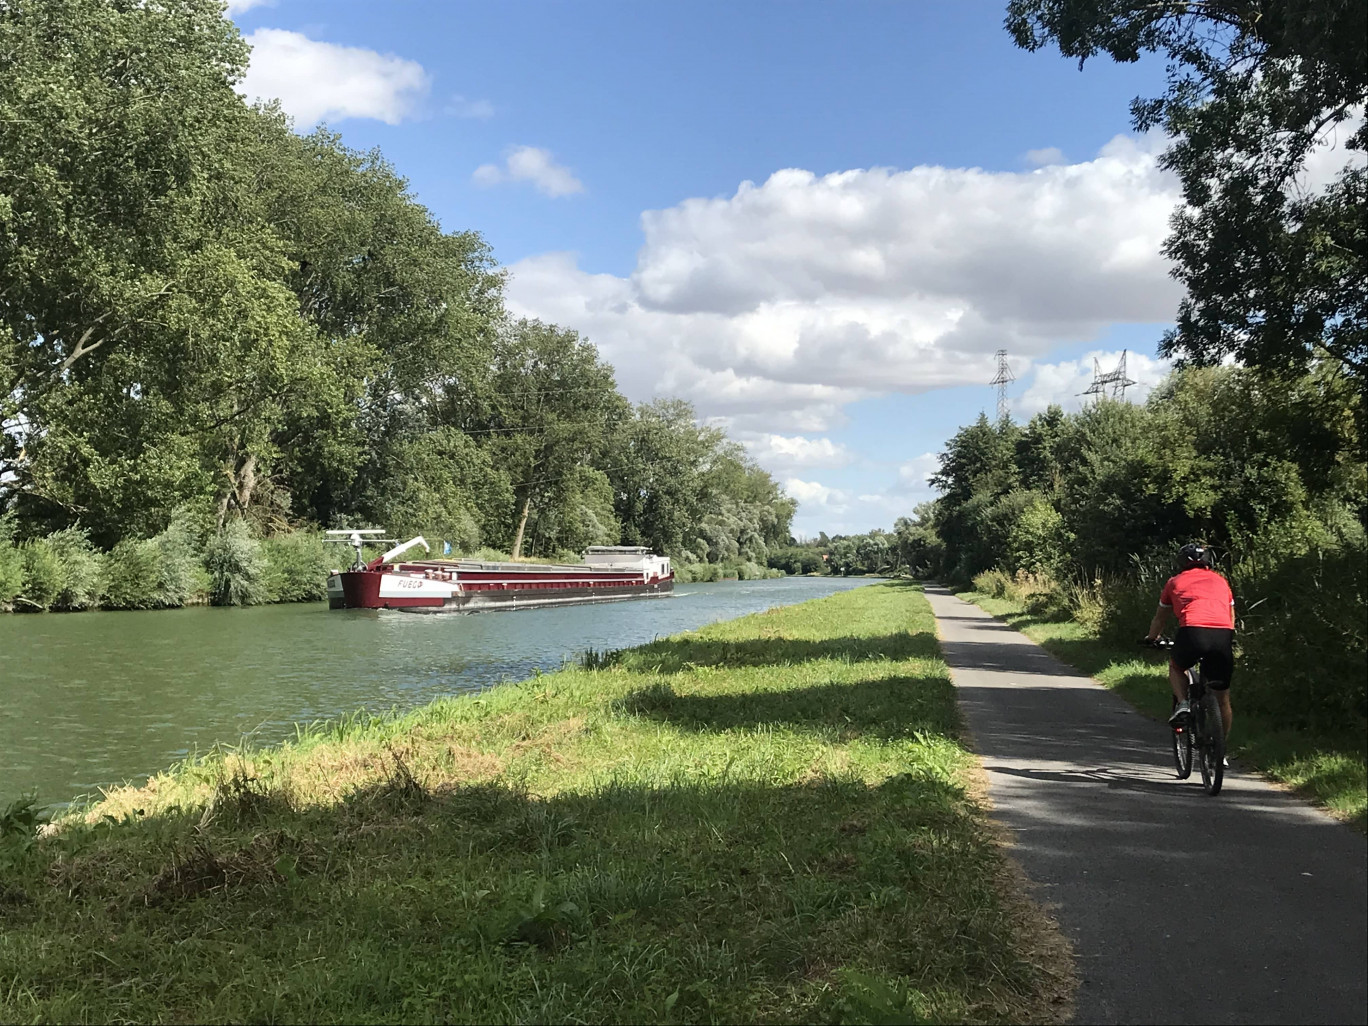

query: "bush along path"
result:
(924, 586), (1368, 1026)
(0, 582), (1071, 1024)
(957, 577), (1367, 830)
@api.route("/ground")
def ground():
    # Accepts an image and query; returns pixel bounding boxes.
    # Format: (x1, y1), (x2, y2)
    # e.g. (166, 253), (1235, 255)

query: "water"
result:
(0, 577), (874, 807)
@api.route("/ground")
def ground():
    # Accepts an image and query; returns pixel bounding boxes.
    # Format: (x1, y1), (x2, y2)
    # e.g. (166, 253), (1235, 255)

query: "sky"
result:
(228, 0), (1184, 538)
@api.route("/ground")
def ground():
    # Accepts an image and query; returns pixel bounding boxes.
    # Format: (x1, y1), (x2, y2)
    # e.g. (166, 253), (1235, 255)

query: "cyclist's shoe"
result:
(1168, 701), (1191, 725)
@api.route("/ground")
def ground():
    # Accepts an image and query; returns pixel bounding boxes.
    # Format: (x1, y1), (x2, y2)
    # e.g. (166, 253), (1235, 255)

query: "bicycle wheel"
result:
(1171, 719), (1193, 779)
(1197, 692), (1225, 796)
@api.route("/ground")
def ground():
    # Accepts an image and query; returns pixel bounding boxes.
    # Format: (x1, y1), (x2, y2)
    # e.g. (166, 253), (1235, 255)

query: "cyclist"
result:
(1145, 543), (1235, 740)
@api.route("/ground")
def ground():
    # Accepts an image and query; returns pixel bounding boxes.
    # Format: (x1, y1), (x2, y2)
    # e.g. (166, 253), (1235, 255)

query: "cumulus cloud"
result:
(239, 29), (430, 126)
(473, 146), (584, 197)
(785, 478), (850, 512)
(447, 94), (495, 119)
(1025, 146), (1066, 167)
(744, 434), (852, 471)
(226, 0), (271, 13)
(1015, 349), (1172, 416)
(507, 134), (1182, 436)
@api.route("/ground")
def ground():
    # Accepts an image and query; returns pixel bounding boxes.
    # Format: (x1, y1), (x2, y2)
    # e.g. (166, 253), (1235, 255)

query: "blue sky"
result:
(230, 0), (1181, 536)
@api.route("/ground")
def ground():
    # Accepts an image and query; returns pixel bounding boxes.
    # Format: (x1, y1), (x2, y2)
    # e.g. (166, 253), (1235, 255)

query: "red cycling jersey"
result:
(1160, 567), (1235, 629)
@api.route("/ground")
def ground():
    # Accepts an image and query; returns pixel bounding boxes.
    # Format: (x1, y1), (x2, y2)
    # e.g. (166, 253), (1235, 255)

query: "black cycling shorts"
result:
(1172, 626), (1234, 691)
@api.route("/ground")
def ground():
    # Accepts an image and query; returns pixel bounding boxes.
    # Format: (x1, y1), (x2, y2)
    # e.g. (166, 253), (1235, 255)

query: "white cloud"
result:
(506, 136), (1187, 534)
(1015, 349), (1172, 416)
(745, 434), (852, 470)
(473, 146), (584, 197)
(507, 134), (1181, 435)
(447, 94), (495, 120)
(785, 478), (849, 511)
(239, 29), (430, 126)
(898, 452), (939, 489)
(226, 0), (272, 13)
(1025, 146), (1066, 167)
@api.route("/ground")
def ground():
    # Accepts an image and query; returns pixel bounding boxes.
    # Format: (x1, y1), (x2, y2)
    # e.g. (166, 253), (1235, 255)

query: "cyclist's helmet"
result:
(1178, 542), (1214, 569)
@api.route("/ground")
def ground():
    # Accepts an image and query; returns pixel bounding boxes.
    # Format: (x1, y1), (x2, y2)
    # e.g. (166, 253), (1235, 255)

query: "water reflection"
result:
(0, 577), (875, 806)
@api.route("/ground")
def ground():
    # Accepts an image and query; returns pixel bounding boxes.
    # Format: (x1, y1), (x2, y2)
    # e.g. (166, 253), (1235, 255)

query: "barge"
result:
(324, 531), (674, 613)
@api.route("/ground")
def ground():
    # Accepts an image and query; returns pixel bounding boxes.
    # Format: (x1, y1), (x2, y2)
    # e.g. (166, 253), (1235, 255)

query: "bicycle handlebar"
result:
(1139, 636), (1175, 649)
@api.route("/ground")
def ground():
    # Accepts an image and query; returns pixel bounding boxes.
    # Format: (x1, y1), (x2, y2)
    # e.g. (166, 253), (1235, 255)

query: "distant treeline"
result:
(0, 0), (795, 611)
(881, 365), (1366, 728)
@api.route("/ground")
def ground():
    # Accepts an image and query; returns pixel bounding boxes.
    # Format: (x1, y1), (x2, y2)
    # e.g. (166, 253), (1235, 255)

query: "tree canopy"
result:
(0, 0), (794, 570)
(1007, 0), (1367, 381)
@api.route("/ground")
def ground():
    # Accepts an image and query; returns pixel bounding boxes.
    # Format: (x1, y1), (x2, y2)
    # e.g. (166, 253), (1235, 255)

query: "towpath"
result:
(923, 586), (1367, 1026)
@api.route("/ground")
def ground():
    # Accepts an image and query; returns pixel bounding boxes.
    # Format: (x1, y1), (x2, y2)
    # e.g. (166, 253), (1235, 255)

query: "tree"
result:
(261, 130), (505, 528)
(1007, 0), (1366, 387)
(0, 1), (361, 542)
(480, 319), (626, 558)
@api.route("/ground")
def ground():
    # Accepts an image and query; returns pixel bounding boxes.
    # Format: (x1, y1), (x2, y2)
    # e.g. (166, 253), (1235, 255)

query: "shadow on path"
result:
(923, 585), (1368, 1026)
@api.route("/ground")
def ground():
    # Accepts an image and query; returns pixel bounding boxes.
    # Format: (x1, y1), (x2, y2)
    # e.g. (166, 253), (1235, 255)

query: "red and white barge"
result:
(324, 533), (673, 613)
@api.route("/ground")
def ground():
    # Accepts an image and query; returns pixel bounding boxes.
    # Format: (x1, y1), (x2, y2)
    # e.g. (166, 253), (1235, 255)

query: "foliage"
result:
(1007, 0), (1367, 382)
(40, 528), (104, 611)
(363, 427), (510, 553)
(261, 533), (330, 603)
(17, 539), (62, 611)
(917, 364), (1364, 732)
(202, 520), (266, 607)
(766, 544), (828, 575)
(0, 0), (798, 609)
(153, 517), (205, 607)
(101, 539), (165, 610)
(0, 516), (23, 605)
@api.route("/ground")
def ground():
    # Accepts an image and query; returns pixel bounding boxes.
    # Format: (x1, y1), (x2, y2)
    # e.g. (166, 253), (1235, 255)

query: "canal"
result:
(1, 576), (875, 807)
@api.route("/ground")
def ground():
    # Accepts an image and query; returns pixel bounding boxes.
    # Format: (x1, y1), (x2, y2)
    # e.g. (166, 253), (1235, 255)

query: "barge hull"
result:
(400, 581), (673, 614)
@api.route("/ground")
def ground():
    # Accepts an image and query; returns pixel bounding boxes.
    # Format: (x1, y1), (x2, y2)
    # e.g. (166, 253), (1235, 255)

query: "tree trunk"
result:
(510, 493), (532, 559)
(215, 451), (258, 531)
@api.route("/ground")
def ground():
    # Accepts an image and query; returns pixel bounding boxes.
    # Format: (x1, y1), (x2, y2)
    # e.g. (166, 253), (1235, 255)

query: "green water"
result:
(0, 577), (874, 807)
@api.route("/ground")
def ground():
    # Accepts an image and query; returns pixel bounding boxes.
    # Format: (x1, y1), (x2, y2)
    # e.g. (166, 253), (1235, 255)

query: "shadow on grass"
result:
(588, 630), (941, 674)
(0, 765), (1052, 1024)
(613, 674), (957, 741)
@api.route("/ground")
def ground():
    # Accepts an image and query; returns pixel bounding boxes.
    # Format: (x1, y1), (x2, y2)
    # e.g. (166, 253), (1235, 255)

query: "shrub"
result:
(101, 538), (164, 610)
(972, 569), (1012, 599)
(0, 517), (23, 606)
(18, 540), (62, 610)
(1233, 541), (1367, 727)
(43, 528), (104, 610)
(675, 561), (720, 583)
(261, 532), (330, 602)
(203, 520), (267, 606)
(154, 517), (205, 606)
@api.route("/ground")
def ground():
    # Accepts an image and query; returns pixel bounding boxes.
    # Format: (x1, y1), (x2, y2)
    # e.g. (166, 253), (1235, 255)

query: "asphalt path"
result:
(924, 586), (1368, 1026)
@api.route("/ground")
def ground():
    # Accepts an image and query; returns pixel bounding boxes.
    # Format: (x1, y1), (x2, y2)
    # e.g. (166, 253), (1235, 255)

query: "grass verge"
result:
(957, 589), (1367, 832)
(0, 582), (1072, 1024)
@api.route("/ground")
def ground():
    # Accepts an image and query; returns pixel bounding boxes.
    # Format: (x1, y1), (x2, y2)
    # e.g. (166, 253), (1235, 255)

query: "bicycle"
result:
(1141, 637), (1225, 796)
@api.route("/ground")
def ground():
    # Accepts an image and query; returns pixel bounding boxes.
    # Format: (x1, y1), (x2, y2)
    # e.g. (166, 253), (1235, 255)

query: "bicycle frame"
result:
(1146, 637), (1225, 795)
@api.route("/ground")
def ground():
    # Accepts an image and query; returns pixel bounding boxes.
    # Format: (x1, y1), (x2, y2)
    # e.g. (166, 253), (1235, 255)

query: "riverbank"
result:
(956, 587), (1367, 831)
(0, 582), (1071, 1023)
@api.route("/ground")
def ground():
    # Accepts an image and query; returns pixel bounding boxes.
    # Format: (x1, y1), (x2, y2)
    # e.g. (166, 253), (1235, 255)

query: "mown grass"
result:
(958, 589), (1367, 831)
(0, 582), (1072, 1024)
